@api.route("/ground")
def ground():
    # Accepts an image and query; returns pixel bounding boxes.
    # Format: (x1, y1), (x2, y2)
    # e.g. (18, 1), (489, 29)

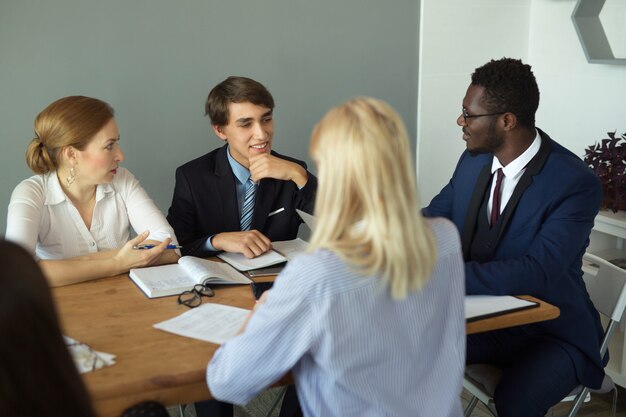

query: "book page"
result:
(465, 295), (538, 321)
(153, 303), (250, 344)
(178, 257), (251, 284)
(217, 250), (287, 271)
(272, 238), (309, 260)
(129, 264), (197, 297)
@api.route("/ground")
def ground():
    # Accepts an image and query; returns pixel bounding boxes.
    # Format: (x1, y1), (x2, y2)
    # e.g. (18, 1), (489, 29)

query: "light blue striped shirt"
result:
(207, 218), (465, 417)
(226, 145), (252, 215)
(205, 146), (251, 251)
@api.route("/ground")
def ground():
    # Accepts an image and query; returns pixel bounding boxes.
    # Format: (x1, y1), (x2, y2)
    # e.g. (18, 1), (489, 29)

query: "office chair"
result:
(463, 251), (626, 417)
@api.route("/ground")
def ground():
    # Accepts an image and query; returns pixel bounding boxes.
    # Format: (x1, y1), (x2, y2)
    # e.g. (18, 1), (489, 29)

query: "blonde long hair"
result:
(308, 97), (436, 299)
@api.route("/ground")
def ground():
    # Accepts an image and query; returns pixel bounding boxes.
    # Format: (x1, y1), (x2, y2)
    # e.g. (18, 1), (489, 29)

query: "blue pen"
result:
(133, 244), (182, 250)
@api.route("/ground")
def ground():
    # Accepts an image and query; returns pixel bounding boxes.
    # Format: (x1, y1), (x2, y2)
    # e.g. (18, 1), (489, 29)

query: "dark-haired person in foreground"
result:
(423, 58), (604, 416)
(167, 76), (316, 259)
(0, 240), (168, 417)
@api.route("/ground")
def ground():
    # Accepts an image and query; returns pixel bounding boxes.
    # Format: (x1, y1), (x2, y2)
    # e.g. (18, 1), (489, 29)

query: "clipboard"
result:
(465, 295), (539, 322)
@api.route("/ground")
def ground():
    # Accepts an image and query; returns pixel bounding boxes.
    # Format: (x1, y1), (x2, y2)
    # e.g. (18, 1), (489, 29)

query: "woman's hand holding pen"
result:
(113, 231), (172, 272)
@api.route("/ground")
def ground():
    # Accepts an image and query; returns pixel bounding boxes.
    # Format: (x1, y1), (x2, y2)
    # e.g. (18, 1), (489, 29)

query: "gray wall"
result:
(0, 0), (419, 235)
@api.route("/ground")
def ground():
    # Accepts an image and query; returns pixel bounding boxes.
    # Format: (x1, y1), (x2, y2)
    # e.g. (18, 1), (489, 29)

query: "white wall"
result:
(417, 0), (531, 206)
(418, 0), (626, 206)
(528, 0), (626, 157)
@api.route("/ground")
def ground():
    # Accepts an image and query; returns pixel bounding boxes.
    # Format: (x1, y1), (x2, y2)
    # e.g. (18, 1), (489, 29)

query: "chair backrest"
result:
(582, 252), (626, 323)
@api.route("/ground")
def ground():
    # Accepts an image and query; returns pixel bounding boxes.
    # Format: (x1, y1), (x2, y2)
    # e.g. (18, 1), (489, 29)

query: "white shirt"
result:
(488, 130), (541, 222)
(208, 218), (465, 417)
(5, 167), (177, 259)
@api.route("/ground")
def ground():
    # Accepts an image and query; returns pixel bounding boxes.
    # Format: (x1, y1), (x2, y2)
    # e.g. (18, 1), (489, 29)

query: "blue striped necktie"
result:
(240, 179), (257, 231)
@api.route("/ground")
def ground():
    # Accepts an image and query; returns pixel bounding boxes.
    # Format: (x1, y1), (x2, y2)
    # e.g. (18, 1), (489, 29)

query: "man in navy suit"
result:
(168, 76), (316, 259)
(168, 76), (310, 417)
(423, 58), (604, 417)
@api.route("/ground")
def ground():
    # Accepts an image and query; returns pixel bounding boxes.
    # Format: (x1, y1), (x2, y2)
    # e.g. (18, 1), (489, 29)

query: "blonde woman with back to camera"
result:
(6, 96), (179, 287)
(207, 97), (466, 417)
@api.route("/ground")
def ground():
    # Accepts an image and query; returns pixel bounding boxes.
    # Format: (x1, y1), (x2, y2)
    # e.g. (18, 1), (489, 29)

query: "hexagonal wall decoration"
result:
(572, 0), (626, 64)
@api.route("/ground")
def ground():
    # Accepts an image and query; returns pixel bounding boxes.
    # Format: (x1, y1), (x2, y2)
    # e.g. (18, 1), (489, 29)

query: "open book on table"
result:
(129, 257), (251, 299)
(217, 238), (309, 272)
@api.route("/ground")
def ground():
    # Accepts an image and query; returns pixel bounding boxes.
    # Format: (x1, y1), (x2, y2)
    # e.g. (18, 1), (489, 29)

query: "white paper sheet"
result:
(296, 209), (316, 230)
(153, 303), (251, 344)
(272, 238), (309, 260)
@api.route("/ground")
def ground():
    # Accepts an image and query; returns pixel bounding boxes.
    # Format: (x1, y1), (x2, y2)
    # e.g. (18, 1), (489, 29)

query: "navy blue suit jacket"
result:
(424, 129), (605, 387)
(167, 144), (317, 258)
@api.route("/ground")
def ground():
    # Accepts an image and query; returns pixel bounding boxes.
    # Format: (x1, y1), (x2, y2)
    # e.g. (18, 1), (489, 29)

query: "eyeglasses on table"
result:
(177, 283), (215, 308)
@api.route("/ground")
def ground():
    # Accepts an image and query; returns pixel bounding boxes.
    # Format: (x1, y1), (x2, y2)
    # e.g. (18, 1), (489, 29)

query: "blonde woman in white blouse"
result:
(6, 96), (179, 287)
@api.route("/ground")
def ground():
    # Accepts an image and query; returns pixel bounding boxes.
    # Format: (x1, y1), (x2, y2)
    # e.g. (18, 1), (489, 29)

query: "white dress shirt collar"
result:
(491, 129), (541, 177)
(487, 130), (541, 220)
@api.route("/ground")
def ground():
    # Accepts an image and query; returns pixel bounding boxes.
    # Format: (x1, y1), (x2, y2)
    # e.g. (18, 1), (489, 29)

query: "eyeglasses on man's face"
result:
(177, 283), (215, 308)
(461, 108), (506, 124)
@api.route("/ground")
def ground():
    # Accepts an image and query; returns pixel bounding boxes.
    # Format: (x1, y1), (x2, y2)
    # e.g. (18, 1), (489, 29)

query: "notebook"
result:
(217, 238), (309, 271)
(129, 257), (251, 298)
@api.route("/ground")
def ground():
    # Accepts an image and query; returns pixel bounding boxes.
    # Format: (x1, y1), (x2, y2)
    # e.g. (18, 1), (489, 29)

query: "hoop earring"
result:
(66, 167), (76, 188)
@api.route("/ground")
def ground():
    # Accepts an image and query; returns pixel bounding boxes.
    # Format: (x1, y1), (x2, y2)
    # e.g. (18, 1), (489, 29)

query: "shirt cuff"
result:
(206, 235), (218, 252)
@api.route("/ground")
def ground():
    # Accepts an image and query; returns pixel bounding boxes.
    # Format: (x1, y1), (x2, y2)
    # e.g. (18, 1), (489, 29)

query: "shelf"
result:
(594, 210), (626, 239)
(572, 0), (626, 65)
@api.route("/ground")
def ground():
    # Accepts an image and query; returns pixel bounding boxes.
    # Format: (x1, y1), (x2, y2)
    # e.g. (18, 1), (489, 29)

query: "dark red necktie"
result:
(490, 168), (504, 227)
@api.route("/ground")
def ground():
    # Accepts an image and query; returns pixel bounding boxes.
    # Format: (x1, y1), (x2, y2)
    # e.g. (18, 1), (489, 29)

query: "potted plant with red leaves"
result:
(584, 131), (626, 212)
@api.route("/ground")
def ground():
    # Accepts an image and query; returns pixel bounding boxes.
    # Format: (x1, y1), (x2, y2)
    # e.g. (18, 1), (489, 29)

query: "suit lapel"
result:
(462, 163), (492, 260)
(252, 179), (276, 232)
(215, 145), (241, 231)
(494, 131), (552, 245)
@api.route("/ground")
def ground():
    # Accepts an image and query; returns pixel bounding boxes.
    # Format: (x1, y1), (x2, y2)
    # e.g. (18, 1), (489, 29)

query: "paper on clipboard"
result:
(465, 295), (539, 322)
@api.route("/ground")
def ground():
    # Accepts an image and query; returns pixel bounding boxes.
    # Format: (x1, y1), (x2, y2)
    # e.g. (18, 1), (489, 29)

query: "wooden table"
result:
(53, 273), (259, 417)
(53, 276), (559, 417)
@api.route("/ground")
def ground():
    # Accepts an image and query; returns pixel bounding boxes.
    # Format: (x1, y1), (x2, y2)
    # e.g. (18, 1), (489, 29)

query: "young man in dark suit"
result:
(168, 76), (311, 417)
(423, 58), (604, 417)
(168, 76), (316, 259)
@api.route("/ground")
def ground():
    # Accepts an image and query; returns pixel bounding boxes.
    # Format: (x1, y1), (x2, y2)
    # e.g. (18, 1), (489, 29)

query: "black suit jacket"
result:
(167, 145), (317, 257)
